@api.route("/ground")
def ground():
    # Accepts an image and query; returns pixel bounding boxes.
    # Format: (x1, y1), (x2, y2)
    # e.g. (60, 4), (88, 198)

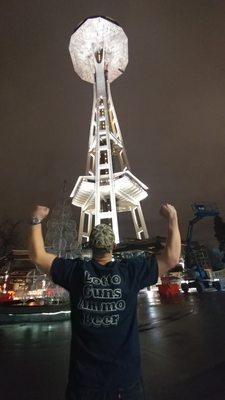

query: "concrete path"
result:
(0, 291), (225, 399)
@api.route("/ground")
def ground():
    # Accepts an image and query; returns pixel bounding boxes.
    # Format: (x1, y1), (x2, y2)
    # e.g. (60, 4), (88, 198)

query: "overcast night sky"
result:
(1, 0), (225, 247)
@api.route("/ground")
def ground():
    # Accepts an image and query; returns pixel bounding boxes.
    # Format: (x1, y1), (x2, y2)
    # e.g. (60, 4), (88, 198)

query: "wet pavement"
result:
(1, 290), (225, 399)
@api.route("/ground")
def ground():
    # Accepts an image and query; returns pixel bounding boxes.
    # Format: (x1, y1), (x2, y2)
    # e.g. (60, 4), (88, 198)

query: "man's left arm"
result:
(28, 206), (57, 274)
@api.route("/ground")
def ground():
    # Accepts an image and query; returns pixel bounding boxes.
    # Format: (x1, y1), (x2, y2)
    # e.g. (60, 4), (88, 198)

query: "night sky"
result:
(1, 0), (225, 247)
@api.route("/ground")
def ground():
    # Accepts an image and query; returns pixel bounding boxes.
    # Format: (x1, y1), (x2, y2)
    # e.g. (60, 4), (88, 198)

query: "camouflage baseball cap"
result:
(89, 224), (115, 252)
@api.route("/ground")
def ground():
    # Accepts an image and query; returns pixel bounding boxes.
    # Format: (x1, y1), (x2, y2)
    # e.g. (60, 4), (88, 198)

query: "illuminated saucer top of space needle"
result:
(69, 15), (128, 83)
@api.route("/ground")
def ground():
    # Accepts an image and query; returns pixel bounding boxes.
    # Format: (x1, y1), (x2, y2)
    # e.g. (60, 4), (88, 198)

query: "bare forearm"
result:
(28, 224), (46, 263)
(163, 216), (181, 267)
(28, 222), (56, 273)
(156, 207), (181, 276)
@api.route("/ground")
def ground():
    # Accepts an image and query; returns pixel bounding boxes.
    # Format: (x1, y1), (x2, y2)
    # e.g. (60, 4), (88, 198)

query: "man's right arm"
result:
(156, 204), (181, 276)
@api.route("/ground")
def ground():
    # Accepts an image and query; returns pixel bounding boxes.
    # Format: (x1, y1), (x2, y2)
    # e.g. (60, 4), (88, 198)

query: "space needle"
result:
(69, 16), (149, 244)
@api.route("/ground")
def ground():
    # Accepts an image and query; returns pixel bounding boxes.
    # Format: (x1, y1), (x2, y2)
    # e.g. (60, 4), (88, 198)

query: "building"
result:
(69, 16), (149, 244)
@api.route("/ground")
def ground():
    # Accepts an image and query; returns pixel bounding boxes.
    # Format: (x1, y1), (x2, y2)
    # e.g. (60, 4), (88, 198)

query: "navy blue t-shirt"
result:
(50, 255), (158, 391)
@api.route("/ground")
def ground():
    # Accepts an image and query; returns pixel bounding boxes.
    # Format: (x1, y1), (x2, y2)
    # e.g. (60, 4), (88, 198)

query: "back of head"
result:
(89, 224), (115, 254)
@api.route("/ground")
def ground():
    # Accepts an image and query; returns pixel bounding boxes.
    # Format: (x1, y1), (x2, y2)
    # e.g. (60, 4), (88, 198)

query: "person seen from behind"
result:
(28, 203), (181, 400)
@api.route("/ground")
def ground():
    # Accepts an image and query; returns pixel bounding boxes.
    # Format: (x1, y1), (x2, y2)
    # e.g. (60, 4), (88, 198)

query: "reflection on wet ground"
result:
(139, 290), (225, 400)
(0, 290), (225, 399)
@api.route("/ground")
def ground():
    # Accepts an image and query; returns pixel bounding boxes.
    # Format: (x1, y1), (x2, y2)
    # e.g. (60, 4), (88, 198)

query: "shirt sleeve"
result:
(50, 257), (82, 291)
(131, 255), (159, 291)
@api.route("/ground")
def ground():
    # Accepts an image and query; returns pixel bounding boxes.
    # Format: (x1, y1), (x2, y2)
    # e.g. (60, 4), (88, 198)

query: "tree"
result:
(45, 181), (81, 258)
(0, 218), (21, 260)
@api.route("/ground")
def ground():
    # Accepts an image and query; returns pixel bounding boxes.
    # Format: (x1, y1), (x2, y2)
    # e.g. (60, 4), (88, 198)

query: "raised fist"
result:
(31, 205), (50, 221)
(159, 204), (177, 221)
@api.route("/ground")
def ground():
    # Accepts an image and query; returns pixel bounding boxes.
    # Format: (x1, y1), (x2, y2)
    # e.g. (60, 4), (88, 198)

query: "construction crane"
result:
(182, 202), (221, 293)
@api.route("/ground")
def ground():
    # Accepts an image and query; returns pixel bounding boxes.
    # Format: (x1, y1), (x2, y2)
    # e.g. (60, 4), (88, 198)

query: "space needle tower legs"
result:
(69, 16), (150, 244)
